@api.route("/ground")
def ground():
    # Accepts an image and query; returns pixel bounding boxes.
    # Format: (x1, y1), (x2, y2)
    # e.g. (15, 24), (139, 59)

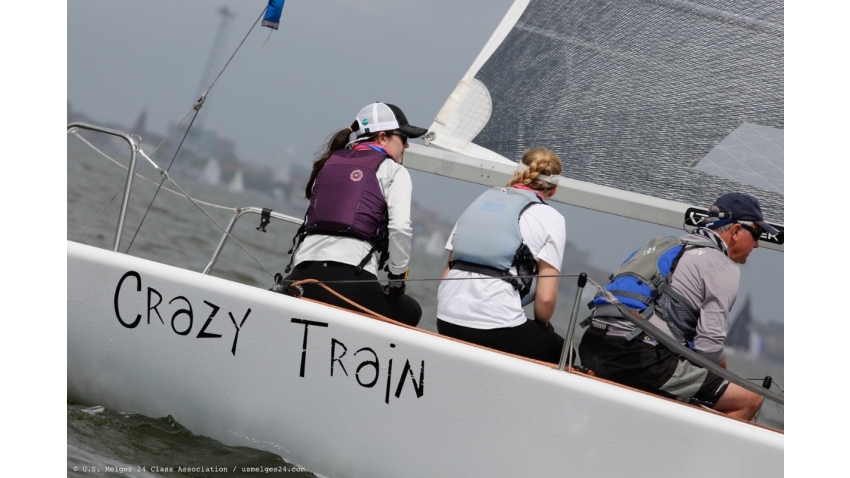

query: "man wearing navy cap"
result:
(579, 192), (777, 421)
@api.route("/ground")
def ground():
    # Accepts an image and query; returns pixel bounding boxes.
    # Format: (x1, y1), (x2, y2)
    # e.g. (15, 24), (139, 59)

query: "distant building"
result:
(133, 108), (149, 137)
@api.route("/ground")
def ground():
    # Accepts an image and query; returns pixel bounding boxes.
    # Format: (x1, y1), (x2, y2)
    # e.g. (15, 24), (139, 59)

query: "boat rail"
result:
(67, 122), (140, 252)
(202, 207), (302, 274)
(68, 122), (304, 277)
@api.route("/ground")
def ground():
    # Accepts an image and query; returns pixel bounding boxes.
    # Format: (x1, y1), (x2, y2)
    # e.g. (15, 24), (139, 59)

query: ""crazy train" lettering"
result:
(112, 271), (427, 405)
(113, 270), (249, 355)
(292, 319), (425, 404)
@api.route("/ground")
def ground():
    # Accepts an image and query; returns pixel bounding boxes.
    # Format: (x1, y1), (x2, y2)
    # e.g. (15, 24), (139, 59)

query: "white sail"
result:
(227, 168), (244, 193)
(200, 157), (222, 185)
(406, 0), (784, 251)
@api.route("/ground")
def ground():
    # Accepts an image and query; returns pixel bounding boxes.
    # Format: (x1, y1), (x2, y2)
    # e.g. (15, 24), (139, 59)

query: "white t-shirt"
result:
(437, 201), (566, 329)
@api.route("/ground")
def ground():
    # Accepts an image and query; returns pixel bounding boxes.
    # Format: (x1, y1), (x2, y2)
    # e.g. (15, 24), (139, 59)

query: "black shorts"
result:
(437, 318), (565, 364)
(284, 261), (421, 327)
(578, 325), (728, 407)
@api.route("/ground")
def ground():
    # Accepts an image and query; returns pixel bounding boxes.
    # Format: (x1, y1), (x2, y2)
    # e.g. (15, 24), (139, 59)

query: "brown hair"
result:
(304, 126), (354, 199)
(304, 121), (387, 198)
(507, 148), (562, 190)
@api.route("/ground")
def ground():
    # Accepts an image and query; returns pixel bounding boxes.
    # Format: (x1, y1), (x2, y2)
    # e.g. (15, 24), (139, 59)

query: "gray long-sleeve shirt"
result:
(595, 232), (739, 364)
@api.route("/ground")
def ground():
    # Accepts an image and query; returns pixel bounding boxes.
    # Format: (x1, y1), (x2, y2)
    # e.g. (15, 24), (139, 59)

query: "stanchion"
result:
(559, 273), (587, 371)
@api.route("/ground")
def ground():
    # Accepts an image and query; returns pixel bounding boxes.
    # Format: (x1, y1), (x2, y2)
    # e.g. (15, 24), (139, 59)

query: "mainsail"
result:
(408, 0), (784, 250)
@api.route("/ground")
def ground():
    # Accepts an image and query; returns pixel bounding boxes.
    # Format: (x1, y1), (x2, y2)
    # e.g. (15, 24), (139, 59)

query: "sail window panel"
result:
(695, 123), (784, 195)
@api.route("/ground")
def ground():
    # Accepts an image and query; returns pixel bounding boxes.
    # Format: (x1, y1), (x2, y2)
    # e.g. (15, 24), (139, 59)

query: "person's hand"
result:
(384, 270), (408, 298)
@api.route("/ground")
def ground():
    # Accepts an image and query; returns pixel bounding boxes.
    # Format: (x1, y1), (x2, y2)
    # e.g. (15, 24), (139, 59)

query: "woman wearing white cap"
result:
(437, 148), (568, 363)
(279, 102), (427, 326)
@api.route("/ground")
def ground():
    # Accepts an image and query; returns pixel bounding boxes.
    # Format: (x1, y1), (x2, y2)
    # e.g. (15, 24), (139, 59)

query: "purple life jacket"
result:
(284, 149), (390, 274)
(305, 149), (389, 241)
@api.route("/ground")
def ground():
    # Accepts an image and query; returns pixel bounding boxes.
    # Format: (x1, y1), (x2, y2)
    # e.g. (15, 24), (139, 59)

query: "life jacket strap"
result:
(284, 215), (308, 274)
(450, 260), (525, 292)
(605, 289), (653, 306)
(450, 259), (508, 276)
(355, 237), (389, 274)
(655, 281), (700, 317)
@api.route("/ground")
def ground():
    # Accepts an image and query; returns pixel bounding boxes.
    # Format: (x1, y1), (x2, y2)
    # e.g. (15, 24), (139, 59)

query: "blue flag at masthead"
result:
(262, 0), (286, 30)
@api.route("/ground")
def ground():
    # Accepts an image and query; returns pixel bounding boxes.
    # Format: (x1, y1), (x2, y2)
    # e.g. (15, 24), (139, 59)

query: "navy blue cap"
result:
(711, 193), (779, 235)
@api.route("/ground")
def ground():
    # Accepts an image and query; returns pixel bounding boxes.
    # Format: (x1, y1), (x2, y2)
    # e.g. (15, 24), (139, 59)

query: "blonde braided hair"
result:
(508, 148), (562, 190)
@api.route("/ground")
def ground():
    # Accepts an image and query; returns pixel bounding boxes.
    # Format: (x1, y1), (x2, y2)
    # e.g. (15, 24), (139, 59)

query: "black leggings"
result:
(437, 318), (565, 364)
(284, 261), (421, 327)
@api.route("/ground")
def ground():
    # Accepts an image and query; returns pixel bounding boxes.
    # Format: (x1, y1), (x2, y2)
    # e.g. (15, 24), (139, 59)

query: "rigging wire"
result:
(69, 120), (226, 242)
(123, 7), (266, 254)
(134, 148), (277, 278)
(69, 131), (234, 212)
(124, 110), (202, 253)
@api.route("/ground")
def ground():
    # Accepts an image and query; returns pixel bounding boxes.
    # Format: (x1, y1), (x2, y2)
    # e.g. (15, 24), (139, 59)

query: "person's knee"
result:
(746, 392), (764, 416)
(393, 296), (421, 327)
(717, 384), (763, 420)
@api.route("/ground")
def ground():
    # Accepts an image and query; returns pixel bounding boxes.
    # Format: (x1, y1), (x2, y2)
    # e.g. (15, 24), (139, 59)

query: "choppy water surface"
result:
(68, 404), (315, 478)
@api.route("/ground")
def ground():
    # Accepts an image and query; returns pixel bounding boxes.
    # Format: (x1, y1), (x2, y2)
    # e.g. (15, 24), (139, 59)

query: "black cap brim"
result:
(399, 124), (429, 139)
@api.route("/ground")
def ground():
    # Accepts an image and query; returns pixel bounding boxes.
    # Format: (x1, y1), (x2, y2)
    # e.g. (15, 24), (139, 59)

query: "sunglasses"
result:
(386, 131), (409, 145)
(739, 223), (763, 241)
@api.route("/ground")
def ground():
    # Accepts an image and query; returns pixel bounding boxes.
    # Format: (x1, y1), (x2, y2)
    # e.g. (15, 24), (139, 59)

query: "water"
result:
(68, 405), (311, 477)
(67, 133), (784, 476)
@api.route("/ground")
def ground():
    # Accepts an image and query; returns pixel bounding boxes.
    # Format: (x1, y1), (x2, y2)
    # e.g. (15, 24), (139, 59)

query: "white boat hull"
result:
(68, 241), (783, 478)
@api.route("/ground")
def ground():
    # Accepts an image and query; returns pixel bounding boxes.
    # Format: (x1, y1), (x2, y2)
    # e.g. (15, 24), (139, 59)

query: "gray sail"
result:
(421, 0), (783, 243)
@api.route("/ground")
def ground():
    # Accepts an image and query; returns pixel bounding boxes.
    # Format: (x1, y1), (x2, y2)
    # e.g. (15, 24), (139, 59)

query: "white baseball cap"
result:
(351, 102), (428, 139)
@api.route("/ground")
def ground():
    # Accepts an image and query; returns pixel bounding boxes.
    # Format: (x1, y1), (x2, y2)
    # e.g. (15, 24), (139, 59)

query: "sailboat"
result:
(67, 1), (784, 477)
(227, 168), (245, 193)
(200, 157), (222, 186)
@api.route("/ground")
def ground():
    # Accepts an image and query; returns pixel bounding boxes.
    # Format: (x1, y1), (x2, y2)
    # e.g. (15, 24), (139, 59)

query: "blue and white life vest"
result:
(591, 235), (722, 345)
(450, 187), (544, 303)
